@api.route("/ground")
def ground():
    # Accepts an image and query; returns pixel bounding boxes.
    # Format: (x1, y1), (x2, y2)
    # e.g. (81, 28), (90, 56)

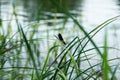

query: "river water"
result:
(1, 0), (120, 43)
(0, 0), (120, 79)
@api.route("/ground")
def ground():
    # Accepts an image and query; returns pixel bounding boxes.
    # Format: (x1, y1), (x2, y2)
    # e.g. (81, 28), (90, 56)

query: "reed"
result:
(0, 0), (120, 80)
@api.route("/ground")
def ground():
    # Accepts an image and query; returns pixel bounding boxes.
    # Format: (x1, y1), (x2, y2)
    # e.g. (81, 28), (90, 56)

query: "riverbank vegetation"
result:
(0, 0), (120, 80)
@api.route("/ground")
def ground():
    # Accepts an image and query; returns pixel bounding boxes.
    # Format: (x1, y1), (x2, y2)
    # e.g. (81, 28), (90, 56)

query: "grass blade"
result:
(103, 29), (109, 80)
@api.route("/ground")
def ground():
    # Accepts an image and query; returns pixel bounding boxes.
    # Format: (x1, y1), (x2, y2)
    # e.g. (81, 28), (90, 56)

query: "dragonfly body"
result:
(58, 33), (66, 45)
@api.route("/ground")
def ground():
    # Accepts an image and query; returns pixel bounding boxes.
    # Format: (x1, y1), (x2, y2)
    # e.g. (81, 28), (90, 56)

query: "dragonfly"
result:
(56, 33), (66, 45)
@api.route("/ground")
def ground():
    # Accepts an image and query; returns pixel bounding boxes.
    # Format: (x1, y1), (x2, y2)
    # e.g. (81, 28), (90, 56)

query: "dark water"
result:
(1, 0), (120, 28)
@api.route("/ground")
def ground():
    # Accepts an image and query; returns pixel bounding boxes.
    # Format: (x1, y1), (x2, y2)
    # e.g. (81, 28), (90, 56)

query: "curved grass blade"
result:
(47, 36), (78, 71)
(50, 0), (102, 57)
(111, 64), (119, 80)
(50, 37), (80, 79)
(12, 3), (40, 79)
(41, 45), (59, 79)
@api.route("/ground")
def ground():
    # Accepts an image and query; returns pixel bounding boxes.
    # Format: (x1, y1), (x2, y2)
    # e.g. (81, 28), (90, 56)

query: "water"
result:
(0, 0), (120, 79)
(82, 0), (120, 48)
(1, 0), (120, 39)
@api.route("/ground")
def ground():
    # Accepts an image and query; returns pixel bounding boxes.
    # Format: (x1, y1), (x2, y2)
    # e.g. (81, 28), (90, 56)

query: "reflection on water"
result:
(0, 0), (120, 79)
(1, 0), (120, 26)
(81, 0), (120, 45)
(82, 0), (119, 26)
(0, 0), (83, 21)
(1, 0), (120, 59)
(21, 0), (83, 21)
(1, 0), (120, 62)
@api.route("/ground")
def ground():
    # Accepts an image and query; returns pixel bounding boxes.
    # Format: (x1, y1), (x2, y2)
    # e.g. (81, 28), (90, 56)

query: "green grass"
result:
(102, 29), (109, 80)
(0, 1), (120, 80)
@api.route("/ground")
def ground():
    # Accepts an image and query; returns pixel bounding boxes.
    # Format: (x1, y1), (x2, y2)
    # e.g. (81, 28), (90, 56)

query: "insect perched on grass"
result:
(56, 33), (66, 45)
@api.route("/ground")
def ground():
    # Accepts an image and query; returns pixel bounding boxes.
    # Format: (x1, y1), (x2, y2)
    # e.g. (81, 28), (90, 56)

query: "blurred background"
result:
(1, 0), (120, 56)
(0, 0), (120, 79)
